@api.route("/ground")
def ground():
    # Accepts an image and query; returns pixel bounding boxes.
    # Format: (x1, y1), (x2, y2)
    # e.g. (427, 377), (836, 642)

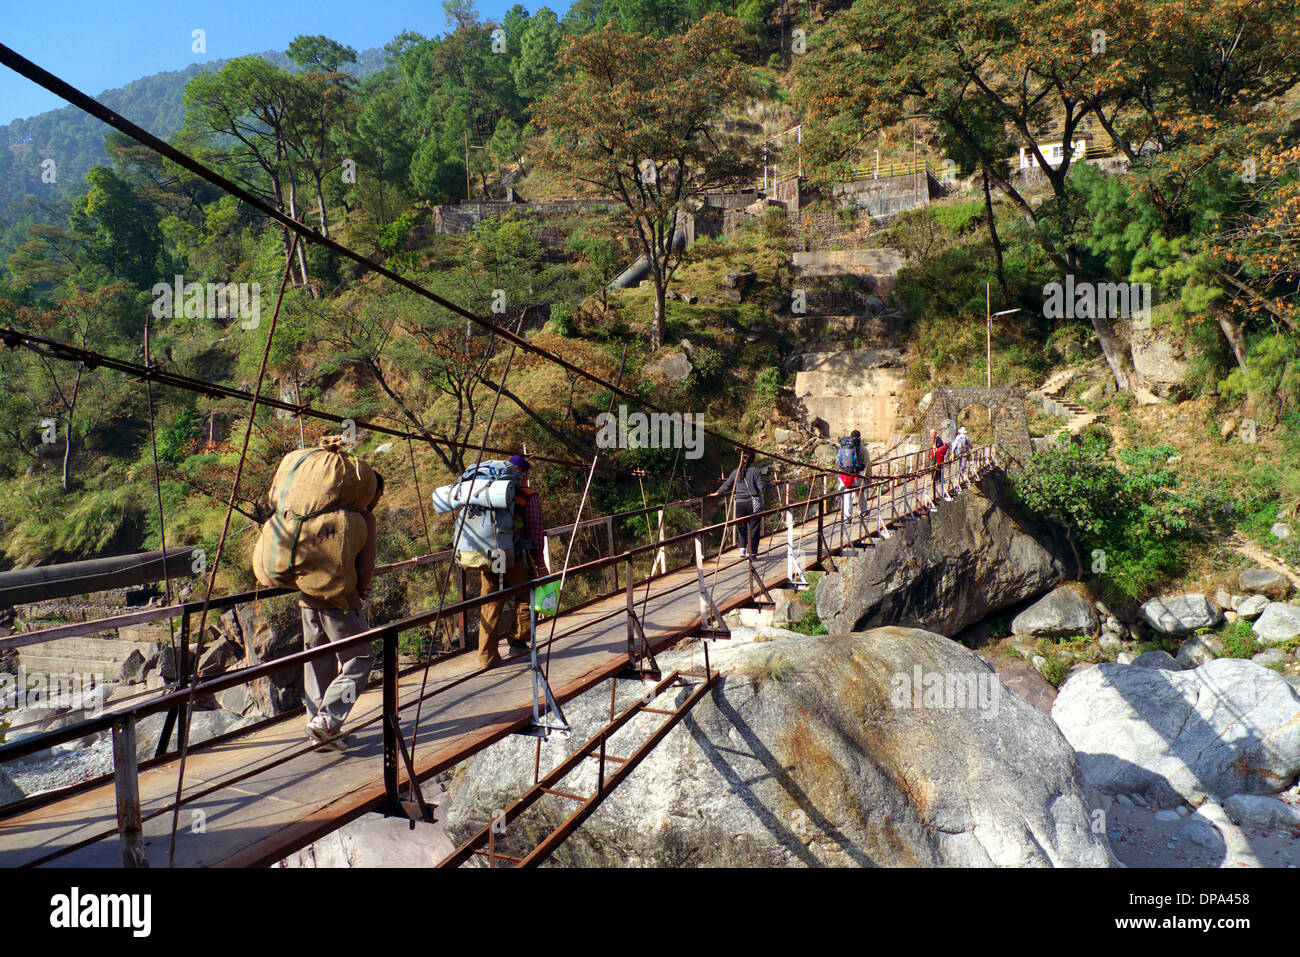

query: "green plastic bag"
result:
(532, 580), (560, 616)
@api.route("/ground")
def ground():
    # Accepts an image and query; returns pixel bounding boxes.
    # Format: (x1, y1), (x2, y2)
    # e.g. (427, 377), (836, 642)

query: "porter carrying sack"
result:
(252, 435), (377, 609)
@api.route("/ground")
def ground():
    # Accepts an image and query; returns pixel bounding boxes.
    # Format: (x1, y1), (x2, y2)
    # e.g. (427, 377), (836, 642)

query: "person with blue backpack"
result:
(836, 430), (867, 528)
(431, 453), (550, 669)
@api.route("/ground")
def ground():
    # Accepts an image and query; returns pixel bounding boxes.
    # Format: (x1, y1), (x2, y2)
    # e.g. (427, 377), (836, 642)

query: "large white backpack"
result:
(431, 460), (525, 568)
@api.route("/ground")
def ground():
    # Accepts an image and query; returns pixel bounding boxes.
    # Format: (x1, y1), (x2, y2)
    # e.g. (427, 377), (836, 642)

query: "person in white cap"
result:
(950, 426), (972, 483)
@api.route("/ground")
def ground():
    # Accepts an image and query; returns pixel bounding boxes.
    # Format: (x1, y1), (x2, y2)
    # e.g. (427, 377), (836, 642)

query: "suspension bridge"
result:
(0, 446), (992, 868)
(0, 41), (1002, 868)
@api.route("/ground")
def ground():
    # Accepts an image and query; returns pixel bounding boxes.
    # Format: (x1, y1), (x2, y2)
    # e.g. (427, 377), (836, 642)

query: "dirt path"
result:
(1229, 533), (1300, 591)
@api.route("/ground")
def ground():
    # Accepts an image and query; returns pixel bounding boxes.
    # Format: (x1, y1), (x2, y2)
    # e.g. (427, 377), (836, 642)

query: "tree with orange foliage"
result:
(533, 14), (759, 351)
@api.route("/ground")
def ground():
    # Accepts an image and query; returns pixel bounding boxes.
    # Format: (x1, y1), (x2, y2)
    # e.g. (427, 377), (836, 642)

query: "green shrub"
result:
(755, 366), (781, 405)
(1220, 618), (1263, 659)
(1010, 431), (1233, 603)
(1041, 655), (1073, 687)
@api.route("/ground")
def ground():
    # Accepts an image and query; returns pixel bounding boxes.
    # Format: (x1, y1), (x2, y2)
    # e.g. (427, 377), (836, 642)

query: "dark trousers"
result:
(734, 498), (762, 554)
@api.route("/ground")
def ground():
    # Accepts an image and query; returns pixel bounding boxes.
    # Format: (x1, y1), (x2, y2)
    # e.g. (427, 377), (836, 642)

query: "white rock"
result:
(1051, 659), (1300, 803)
(1272, 522), (1293, 540)
(1252, 649), (1288, 669)
(1253, 603), (1300, 645)
(1237, 594), (1269, 620)
(1132, 650), (1180, 670)
(1139, 594), (1224, 636)
(1180, 817), (1222, 850)
(1224, 793), (1300, 831)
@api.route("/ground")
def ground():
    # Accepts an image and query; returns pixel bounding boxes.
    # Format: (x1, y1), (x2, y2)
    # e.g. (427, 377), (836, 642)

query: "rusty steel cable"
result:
(406, 314), (525, 764)
(0, 325), (589, 471)
(0, 42), (850, 482)
(165, 233), (299, 866)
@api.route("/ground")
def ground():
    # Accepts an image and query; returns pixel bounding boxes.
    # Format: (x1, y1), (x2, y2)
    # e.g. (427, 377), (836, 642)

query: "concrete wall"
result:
(832, 173), (933, 218)
(793, 249), (905, 276)
(794, 349), (907, 442)
(430, 198), (621, 234)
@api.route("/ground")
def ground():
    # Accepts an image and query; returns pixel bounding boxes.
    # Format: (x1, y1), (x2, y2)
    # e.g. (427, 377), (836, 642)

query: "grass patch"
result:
(1040, 654), (1073, 687)
(786, 573), (827, 636)
(1217, 618), (1264, 659)
(744, 651), (798, 690)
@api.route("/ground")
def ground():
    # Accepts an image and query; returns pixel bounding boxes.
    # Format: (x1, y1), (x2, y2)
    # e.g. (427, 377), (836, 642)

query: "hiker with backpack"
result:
(431, 453), (549, 670)
(252, 434), (384, 751)
(713, 448), (769, 558)
(949, 427), (972, 483)
(930, 430), (949, 502)
(836, 430), (868, 529)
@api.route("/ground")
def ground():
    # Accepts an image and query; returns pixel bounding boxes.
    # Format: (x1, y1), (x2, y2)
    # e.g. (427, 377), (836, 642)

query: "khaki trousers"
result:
(476, 556), (533, 669)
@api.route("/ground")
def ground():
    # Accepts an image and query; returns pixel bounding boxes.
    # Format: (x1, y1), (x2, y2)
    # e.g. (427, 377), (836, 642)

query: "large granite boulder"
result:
(445, 627), (1114, 867)
(1252, 603), (1300, 646)
(1011, 586), (1100, 640)
(816, 470), (1078, 637)
(1138, 593), (1223, 637)
(134, 708), (257, 762)
(1052, 659), (1300, 804)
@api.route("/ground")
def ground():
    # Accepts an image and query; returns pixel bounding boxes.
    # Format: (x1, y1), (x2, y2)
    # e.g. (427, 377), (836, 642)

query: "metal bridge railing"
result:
(0, 444), (994, 867)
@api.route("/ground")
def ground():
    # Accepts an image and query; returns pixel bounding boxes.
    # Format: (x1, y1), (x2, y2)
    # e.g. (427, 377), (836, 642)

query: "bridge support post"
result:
(816, 495), (824, 567)
(111, 715), (148, 868)
(382, 628), (400, 816)
(154, 610), (191, 759)
(605, 517), (618, 594)
(456, 566), (468, 649)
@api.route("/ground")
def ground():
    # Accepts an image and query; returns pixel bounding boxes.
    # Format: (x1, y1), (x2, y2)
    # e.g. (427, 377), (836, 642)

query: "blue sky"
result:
(0, 0), (574, 125)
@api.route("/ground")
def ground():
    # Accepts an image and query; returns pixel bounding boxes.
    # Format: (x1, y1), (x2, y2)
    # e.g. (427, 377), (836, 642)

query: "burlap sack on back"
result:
(268, 434), (376, 514)
(252, 435), (376, 609)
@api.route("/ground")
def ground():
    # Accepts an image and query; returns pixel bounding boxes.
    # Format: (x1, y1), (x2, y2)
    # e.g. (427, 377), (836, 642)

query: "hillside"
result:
(0, 0), (1295, 660)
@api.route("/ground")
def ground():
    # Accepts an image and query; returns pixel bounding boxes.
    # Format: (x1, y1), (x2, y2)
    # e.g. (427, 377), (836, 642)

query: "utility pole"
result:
(986, 281), (1020, 388)
(465, 132), (486, 202)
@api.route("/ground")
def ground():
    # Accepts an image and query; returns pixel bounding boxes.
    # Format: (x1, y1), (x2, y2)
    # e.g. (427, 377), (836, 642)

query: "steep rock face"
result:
(816, 470), (1077, 637)
(445, 628), (1113, 868)
(1129, 324), (1189, 399)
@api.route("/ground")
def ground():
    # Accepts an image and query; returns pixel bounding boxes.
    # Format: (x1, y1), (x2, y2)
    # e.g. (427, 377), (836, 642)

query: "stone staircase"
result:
(1027, 369), (1098, 435)
(13, 616), (171, 680)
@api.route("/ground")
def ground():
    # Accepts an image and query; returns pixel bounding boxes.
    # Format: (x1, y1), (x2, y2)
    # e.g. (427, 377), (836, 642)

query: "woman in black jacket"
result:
(715, 449), (769, 557)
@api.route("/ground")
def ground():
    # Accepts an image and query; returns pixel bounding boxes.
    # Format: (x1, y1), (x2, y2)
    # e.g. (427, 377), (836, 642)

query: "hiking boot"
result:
(306, 714), (348, 751)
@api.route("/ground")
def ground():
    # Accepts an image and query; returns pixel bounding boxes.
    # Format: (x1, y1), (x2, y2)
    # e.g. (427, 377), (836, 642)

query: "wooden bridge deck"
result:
(0, 470), (964, 868)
